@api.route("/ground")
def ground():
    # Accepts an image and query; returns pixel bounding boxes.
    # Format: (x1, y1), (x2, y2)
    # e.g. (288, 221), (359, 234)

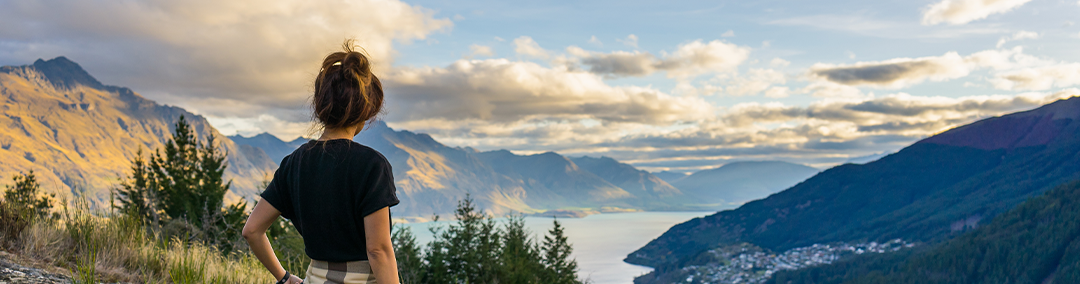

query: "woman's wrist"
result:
(275, 271), (291, 284)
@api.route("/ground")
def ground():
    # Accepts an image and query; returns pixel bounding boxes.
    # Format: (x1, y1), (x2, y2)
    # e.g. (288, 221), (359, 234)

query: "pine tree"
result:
(2, 170), (56, 219)
(115, 115), (241, 251)
(115, 148), (158, 223)
(541, 219), (582, 284)
(501, 214), (544, 284)
(149, 115), (231, 228)
(425, 196), (503, 284)
(392, 225), (425, 284)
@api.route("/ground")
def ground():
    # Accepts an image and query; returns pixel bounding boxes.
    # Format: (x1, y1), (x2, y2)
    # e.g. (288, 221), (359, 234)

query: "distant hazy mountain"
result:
(476, 151), (633, 205)
(653, 171), (689, 184)
(844, 152), (889, 164)
(629, 96), (1080, 283)
(672, 161), (819, 209)
(351, 123), (538, 217)
(570, 156), (686, 209)
(229, 132), (308, 164)
(0, 57), (276, 204)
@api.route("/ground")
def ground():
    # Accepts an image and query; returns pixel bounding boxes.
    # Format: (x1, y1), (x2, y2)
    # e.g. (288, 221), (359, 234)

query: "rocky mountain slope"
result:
(629, 95), (1080, 283)
(0, 57), (276, 205)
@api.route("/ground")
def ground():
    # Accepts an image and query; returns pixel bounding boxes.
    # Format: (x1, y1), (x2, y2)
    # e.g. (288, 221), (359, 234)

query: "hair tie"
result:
(332, 61), (342, 66)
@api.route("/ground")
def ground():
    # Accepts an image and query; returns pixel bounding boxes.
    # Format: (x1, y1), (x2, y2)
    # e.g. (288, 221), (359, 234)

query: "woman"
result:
(242, 41), (400, 284)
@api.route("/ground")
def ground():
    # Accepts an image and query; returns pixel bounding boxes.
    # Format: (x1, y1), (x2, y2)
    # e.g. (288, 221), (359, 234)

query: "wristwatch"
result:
(276, 271), (291, 284)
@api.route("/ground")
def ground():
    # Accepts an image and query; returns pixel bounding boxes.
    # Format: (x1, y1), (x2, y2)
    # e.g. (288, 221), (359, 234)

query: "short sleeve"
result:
(260, 155), (295, 220)
(359, 157), (399, 218)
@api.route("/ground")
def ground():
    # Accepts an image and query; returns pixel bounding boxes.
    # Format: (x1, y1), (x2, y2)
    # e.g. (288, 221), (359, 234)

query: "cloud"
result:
(578, 51), (658, 77)
(770, 58), (791, 68)
(809, 52), (971, 88)
(602, 90), (1077, 170)
(769, 14), (1005, 39)
(659, 40), (753, 78)
(801, 81), (867, 98)
(808, 47), (1051, 88)
(206, 114), (315, 139)
(996, 30), (1038, 48)
(573, 40), (750, 78)
(922, 0), (1033, 25)
(383, 58), (714, 125)
(617, 34), (639, 48)
(513, 36), (549, 58)
(990, 63), (1080, 90)
(0, 0), (451, 138)
(588, 35), (603, 46)
(764, 87), (791, 98)
(468, 44), (495, 57)
(382, 51), (1079, 170)
(721, 30), (735, 37)
(724, 69), (787, 96)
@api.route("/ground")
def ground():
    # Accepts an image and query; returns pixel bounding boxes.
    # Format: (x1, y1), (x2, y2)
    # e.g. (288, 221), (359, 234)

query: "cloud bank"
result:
(808, 48), (1059, 89)
(0, 0), (451, 133)
(571, 40), (751, 78)
(922, 0), (1033, 25)
(383, 59), (714, 125)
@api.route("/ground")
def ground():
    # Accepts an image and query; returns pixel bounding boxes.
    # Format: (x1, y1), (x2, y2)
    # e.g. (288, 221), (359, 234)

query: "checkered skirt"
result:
(305, 259), (377, 284)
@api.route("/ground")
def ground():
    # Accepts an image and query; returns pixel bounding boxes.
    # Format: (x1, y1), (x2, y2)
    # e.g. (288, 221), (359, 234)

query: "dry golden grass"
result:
(1, 200), (276, 284)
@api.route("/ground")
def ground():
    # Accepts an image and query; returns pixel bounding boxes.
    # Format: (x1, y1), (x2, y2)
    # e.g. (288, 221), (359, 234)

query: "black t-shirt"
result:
(260, 139), (399, 262)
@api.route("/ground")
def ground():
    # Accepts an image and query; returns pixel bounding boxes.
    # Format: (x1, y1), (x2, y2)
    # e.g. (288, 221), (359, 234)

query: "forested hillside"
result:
(629, 96), (1080, 283)
(768, 180), (1080, 284)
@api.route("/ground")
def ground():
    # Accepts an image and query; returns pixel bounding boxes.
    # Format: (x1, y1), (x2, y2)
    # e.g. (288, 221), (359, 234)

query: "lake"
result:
(396, 211), (714, 284)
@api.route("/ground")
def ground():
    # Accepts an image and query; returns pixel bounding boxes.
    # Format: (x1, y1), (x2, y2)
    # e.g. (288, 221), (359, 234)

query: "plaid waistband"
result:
(306, 260), (376, 284)
(310, 260), (373, 274)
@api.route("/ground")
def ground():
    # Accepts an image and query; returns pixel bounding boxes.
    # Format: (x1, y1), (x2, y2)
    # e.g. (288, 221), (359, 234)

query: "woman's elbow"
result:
(241, 223), (264, 240)
(366, 245), (394, 260)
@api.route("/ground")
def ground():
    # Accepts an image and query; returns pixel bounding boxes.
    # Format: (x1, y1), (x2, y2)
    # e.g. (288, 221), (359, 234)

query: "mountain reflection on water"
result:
(397, 211), (712, 284)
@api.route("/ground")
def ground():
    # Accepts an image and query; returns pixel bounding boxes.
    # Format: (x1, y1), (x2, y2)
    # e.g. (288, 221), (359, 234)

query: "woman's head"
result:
(312, 40), (384, 133)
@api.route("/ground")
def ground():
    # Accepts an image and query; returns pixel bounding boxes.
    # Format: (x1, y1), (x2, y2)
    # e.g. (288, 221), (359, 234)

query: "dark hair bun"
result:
(312, 40), (384, 130)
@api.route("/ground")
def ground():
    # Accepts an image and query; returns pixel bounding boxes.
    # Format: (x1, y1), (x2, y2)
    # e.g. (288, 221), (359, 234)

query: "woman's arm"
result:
(242, 198), (303, 283)
(364, 207), (400, 284)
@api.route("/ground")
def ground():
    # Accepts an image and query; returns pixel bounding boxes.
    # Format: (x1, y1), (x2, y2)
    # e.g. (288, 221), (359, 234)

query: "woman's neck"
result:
(318, 124), (362, 141)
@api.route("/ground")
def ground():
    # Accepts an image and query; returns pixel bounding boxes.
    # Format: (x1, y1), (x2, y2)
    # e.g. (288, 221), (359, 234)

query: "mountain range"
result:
(236, 122), (697, 217)
(629, 95), (1080, 283)
(0, 56), (822, 219)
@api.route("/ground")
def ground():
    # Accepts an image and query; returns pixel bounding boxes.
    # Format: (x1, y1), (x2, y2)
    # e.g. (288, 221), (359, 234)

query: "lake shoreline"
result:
(392, 209), (716, 224)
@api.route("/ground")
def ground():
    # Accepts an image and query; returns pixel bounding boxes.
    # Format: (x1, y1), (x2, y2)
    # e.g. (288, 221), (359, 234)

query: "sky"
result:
(2, 0), (1080, 172)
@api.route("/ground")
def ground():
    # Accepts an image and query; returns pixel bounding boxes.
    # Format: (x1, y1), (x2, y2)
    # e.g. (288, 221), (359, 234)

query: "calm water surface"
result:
(397, 211), (713, 284)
